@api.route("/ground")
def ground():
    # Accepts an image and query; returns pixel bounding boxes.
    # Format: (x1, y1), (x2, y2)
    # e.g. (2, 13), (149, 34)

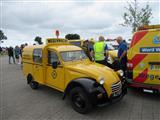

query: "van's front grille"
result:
(111, 81), (122, 94)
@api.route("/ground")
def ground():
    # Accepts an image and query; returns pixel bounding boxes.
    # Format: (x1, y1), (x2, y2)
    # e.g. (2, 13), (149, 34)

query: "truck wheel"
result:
(69, 87), (92, 114)
(29, 81), (39, 89)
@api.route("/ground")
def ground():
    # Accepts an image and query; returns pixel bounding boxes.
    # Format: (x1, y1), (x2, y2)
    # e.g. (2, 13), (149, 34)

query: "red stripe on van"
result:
(130, 31), (148, 48)
(134, 68), (148, 83)
(129, 54), (147, 69)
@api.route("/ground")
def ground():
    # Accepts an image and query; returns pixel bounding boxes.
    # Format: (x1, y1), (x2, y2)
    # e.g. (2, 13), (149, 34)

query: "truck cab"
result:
(22, 38), (127, 114)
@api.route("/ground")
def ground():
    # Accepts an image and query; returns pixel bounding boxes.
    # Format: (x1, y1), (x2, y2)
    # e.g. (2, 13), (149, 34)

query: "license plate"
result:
(113, 89), (122, 97)
(143, 89), (153, 93)
(150, 65), (160, 70)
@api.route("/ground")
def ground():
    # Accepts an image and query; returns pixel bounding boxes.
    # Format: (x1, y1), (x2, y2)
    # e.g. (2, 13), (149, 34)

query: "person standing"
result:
(93, 36), (108, 65)
(15, 46), (21, 64)
(116, 36), (127, 75)
(82, 40), (93, 61)
(8, 47), (15, 64)
(0, 46), (2, 55)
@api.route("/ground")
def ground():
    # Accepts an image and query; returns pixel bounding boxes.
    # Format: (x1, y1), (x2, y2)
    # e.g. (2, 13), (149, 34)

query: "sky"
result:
(0, 0), (160, 47)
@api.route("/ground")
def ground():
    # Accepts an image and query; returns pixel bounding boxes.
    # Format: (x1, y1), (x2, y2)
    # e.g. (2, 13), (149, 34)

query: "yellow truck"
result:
(127, 25), (160, 93)
(22, 38), (127, 114)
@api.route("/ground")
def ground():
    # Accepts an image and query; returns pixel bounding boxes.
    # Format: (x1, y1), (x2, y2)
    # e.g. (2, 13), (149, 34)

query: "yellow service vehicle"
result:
(68, 39), (83, 47)
(22, 38), (127, 114)
(127, 25), (160, 93)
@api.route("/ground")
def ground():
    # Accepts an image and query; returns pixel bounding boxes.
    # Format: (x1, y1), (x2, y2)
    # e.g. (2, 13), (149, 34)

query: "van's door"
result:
(33, 49), (44, 84)
(130, 30), (160, 85)
(46, 50), (65, 91)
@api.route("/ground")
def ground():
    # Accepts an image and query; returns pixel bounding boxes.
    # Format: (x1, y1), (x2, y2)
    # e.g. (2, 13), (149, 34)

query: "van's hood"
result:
(66, 62), (119, 84)
(108, 50), (118, 58)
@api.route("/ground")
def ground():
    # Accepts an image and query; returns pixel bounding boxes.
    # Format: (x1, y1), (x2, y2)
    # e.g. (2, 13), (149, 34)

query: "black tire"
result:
(69, 87), (92, 114)
(29, 81), (39, 89)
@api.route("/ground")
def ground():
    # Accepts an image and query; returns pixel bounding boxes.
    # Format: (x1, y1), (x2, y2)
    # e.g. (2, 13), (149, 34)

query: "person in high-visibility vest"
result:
(93, 36), (108, 65)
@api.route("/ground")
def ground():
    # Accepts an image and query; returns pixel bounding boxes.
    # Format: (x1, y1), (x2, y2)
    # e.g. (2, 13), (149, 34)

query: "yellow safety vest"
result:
(94, 42), (106, 61)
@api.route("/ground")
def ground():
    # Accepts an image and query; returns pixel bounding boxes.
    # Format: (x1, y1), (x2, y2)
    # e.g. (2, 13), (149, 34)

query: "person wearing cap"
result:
(116, 36), (127, 74)
(93, 36), (108, 65)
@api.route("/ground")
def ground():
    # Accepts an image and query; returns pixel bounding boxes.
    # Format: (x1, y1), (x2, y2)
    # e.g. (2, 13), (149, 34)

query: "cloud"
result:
(1, 0), (160, 47)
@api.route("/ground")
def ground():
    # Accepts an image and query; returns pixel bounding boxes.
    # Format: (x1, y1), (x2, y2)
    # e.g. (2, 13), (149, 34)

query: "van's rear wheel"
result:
(29, 81), (39, 89)
(69, 87), (92, 114)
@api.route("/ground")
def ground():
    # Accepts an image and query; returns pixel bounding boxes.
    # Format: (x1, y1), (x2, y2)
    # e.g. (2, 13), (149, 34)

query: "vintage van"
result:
(22, 38), (127, 114)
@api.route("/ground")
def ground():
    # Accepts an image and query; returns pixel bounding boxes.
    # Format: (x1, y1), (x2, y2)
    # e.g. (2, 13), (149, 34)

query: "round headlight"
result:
(99, 78), (105, 85)
(117, 70), (124, 77)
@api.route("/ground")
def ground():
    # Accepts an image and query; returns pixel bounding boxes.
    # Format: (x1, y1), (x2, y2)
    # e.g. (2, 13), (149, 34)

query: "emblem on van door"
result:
(153, 36), (160, 44)
(51, 70), (57, 79)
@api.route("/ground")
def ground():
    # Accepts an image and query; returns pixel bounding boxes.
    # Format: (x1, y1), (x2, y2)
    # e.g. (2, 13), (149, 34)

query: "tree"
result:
(121, 0), (152, 32)
(34, 36), (43, 45)
(65, 34), (80, 40)
(0, 30), (7, 43)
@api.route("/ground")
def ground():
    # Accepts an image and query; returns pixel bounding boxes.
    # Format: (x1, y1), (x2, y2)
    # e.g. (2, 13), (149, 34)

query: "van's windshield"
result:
(60, 50), (87, 62)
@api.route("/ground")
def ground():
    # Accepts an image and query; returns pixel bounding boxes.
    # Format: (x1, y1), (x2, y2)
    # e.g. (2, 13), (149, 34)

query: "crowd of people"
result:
(82, 36), (127, 75)
(4, 43), (28, 64)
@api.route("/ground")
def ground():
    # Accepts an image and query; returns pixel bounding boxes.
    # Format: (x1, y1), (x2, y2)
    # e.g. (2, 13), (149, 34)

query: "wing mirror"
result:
(52, 61), (58, 69)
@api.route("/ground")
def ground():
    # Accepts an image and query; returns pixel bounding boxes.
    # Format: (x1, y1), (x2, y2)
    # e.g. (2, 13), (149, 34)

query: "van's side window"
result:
(33, 49), (42, 63)
(48, 51), (58, 64)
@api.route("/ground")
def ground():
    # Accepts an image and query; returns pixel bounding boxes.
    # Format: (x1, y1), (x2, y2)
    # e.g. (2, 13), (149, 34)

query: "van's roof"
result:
(23, 44), (82, 52)
(135, 28), (160, 34)
(138, 24), (160, 31)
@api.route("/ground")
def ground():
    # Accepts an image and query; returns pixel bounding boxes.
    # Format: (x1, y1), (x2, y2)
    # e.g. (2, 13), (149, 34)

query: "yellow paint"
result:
(22, 38), (121, 97)
(128, 25), (160, 85)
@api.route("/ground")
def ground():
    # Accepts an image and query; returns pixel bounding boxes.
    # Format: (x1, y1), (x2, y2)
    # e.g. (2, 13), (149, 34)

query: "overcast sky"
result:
(1, 0), (160, 47)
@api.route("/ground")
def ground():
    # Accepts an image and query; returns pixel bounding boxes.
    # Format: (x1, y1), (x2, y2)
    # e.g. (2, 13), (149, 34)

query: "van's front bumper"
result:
(127, 79), (160, 92)
(90, 78), (127, 107)
(97, 83), (127, 107)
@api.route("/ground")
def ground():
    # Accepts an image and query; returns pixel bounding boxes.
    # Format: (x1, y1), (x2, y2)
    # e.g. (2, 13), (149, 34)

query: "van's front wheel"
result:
(69, 87), (92, 114)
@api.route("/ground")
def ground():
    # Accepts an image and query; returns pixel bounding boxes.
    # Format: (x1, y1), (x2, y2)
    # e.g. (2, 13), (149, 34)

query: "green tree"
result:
(0, 30), (7, 43)
(121, 0), (152, 32)
(65, 34), (80, 40)
(34, 36), (43, 45)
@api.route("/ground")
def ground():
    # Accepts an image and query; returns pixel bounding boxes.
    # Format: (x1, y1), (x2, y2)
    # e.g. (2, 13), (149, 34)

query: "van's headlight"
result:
(117, 70), (124, 77)
(99, 78), (105, 85)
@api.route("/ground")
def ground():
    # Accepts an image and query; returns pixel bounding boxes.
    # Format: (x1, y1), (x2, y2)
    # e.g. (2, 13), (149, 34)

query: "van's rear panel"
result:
(127, 28), (160, 89)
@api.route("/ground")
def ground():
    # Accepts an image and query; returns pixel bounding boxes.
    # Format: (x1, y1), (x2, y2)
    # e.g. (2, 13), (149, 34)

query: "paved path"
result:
(0, 56), (160, 120)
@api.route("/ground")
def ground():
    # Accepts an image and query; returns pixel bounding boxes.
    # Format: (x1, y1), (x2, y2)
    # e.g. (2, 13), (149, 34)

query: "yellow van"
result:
(68, 39), (83, 47)
(22, 38), (127, 114)
(127, 25), (160, 93)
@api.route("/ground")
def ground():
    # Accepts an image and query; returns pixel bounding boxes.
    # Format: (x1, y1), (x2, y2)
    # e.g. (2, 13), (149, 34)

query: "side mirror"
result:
(52, 61), (58, 69)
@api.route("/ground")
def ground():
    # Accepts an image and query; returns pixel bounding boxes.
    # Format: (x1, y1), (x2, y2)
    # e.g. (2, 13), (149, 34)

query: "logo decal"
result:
(153, 36), (160, 44)
(51, 70), (57, 79)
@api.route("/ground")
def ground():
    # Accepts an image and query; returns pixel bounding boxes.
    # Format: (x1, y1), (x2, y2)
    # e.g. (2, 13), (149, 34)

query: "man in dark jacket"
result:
(116, 36), (127, 75)
(0, 47), (2, 55)
(8, 47), (15, 64)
